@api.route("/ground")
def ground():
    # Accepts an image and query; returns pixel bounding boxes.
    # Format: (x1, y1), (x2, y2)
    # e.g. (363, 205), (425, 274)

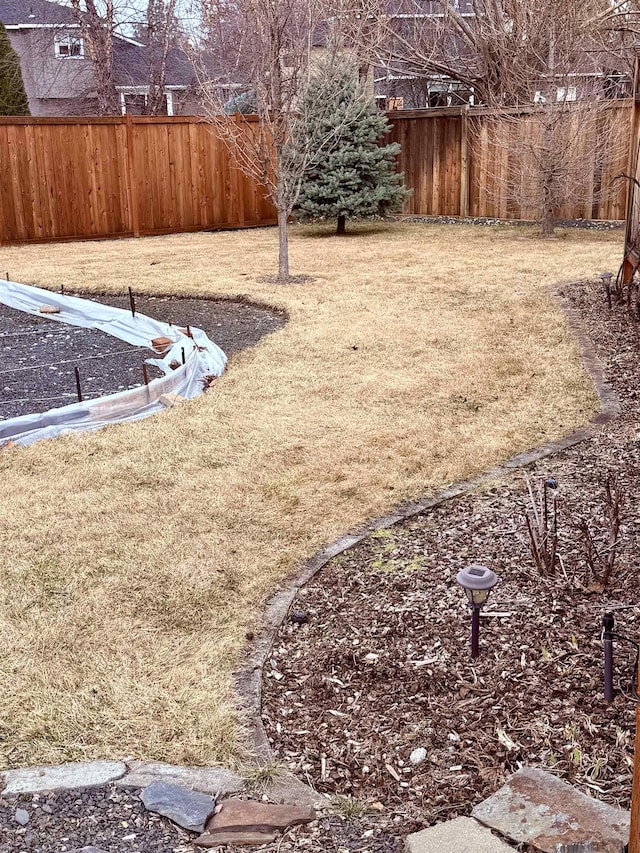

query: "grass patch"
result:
(0, 221), (622, 769)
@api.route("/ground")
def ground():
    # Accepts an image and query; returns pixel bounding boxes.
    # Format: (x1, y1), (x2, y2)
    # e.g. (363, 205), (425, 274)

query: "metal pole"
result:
(181, 347), (186, 365)
(74, 366), (82, 402)
(603, 613), (615, 703)
(128, 286), (136, 318)
(471, 606), (480, 659)
(142, 363), (149, 386)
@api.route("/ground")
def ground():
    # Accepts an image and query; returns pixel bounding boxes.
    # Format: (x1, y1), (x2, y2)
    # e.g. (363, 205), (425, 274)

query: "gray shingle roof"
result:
(0, 0), (77, 27)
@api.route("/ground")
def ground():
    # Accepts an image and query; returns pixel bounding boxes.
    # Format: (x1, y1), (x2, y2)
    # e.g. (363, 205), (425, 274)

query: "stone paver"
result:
(471, 767), (629, 853)
(140, 780), (215, 833)
(1, 760), (126, 794)
(405, 817), (513, 853)
(118, 760), (243, 795)
(205, 798), (315, 832)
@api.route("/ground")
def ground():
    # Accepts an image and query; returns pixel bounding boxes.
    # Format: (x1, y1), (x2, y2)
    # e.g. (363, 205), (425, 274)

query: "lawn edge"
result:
(236, 278), (620, 766)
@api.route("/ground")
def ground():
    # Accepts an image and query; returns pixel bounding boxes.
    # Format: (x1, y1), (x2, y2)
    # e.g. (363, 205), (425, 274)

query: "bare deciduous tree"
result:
(69, 0), (120, 115)
(145, 0), (179, 115)
(196, 0), (371, 281)
(473, 96), (628, 235)
(376, 0), (640, 108)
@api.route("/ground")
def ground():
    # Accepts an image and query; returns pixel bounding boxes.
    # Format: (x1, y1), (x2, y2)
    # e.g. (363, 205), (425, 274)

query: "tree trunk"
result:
(336, 214), (346, 235)
(276, 164), (290, 280)
(541, 206), (555, 237)
(541, 181), (555, 236)
(277, 207), (289, 279)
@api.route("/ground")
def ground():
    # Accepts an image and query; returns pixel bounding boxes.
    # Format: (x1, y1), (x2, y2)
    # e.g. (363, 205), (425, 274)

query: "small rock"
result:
(151, 336), (173, 353)
(159, 393), (187, 408)
(204, 799), (315, 833)
(15, 808), (29, 826)
(410, 748), (427, 766)
(289, 610), (309, 625)
(140, 781), (215, 833)
(194, 829), (278, 847)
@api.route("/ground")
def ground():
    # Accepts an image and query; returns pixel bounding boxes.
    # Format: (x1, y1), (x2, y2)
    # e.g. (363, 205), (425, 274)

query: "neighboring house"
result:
(373, 0), (633, 110)
(0, 0), (195, 116)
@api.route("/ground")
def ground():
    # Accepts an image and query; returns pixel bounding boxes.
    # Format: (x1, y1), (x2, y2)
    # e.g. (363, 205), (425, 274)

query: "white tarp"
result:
(0, 280), (227, 446)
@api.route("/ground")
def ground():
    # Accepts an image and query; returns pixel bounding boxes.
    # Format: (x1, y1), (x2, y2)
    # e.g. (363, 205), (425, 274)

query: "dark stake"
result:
(74, 366), (82, 402)
(603, 612), (615, 702)
(181, 347), (186, 365)
(128, 286), (136, 318)
(142, 363), (149, 386)
(186, 325), (192, 339)
(600, 272), (613, 310)
(60, 284), (64, 296)
(5, 272), (8, 281)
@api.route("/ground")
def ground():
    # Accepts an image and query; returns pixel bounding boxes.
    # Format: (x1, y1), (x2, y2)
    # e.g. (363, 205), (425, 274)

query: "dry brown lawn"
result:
(0, 222), (623, 771)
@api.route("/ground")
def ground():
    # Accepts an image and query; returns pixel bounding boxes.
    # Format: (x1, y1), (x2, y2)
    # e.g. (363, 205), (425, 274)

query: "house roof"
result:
(114, 41), (195, 89)
(0, 0), (77, 27)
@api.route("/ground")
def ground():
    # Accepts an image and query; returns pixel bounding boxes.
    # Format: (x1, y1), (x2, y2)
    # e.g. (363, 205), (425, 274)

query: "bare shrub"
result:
(525, 476), (559, 576)
(574, 473), (623, 592)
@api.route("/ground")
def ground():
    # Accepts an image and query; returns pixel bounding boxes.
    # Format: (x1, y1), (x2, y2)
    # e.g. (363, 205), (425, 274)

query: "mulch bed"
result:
(261, 277), (640, 836)
(0, 293), (285, 421)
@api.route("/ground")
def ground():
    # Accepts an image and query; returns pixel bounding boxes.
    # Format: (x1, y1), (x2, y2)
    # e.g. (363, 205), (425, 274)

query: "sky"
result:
(55, 0), (201, 33)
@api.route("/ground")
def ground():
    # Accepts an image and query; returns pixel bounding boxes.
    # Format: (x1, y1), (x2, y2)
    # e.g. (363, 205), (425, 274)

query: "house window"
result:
(119, 91), (174, 116)
(55, 33), (85, 59)
(556, 86), (577, 102)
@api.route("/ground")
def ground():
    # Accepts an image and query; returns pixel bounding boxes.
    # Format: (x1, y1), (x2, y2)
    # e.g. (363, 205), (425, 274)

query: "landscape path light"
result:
(456, 564), (500, 659)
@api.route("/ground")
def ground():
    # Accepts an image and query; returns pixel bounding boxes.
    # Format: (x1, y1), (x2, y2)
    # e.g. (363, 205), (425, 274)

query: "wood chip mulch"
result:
(261, 278), (640, 837)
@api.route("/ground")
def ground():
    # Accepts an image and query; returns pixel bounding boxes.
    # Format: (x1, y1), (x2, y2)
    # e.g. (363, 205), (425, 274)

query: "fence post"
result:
(125, 113), (141, 238)
(230, 114), (246, 228)
(460, 105), (470, 218)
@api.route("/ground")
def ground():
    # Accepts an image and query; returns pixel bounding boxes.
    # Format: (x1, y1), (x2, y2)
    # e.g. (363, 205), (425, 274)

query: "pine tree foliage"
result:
(223, 90), (258, 115)
(0, 22), (30, 116)
(295, 61), (409, 234)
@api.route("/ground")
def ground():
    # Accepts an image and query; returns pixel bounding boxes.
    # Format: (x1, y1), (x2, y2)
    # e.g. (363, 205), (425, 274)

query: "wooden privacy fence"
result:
(0, 115), (275, 244)
(0, 103), (633, 245)
(388, 101), (631, 222)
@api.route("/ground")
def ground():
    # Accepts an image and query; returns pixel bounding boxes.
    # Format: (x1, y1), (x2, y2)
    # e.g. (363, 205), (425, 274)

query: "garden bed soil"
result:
(261, 277), (640, 836)
(0, 783), (402, 853)
(0, 293), (284, 421)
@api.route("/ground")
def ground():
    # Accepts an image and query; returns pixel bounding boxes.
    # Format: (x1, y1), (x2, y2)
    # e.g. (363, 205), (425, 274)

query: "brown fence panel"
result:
(0, 117), (131, 243)
(390, 102), (631, 222)
(0, 115), (276, 245)
(388, 108), (465, 216)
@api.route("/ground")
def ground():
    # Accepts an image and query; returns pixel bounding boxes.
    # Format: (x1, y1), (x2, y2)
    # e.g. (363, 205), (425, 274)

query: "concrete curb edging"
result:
(236, 280), (621, 763)
(0, 758), (244, 799)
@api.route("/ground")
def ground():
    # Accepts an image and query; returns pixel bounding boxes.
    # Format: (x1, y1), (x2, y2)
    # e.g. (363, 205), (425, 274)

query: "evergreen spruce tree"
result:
(0, 22), (29, 116)
(295, 61), (409, 235)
